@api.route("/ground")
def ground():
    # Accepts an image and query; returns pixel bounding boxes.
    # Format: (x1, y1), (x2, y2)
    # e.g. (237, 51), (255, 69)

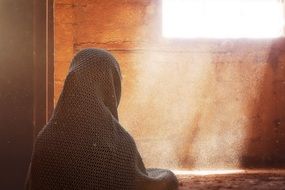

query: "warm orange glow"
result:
(172, 169), (245, 176)
(173, 169), (285, 176)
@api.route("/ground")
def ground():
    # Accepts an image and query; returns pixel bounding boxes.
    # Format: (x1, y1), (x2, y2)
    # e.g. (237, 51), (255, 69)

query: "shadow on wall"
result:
(242, 39), (285, 168)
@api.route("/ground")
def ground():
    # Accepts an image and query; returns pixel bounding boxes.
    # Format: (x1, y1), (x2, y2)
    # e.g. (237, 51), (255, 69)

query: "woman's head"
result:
(62, 48), (122, 119)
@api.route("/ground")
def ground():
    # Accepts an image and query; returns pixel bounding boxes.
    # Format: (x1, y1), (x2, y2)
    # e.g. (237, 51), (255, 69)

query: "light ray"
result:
(163, 0), (284, 38)
(172, 169), (245, 176)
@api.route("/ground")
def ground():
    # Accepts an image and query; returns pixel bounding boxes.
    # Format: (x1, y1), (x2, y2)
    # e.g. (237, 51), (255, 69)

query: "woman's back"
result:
(26, 48), (178, 190)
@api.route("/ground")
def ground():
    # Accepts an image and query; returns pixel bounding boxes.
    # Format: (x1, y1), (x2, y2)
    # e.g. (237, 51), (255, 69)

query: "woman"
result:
(26, 48), (178, 190)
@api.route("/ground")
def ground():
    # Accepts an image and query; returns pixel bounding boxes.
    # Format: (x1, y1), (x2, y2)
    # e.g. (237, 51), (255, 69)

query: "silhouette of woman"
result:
(26, 48), (178, 190)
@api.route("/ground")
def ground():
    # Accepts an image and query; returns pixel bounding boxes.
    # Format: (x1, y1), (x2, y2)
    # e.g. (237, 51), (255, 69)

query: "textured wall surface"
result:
(55, 0), (285, 169)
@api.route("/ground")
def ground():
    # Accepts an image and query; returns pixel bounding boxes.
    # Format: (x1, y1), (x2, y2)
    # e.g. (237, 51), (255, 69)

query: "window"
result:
(162, 0), (284, 38)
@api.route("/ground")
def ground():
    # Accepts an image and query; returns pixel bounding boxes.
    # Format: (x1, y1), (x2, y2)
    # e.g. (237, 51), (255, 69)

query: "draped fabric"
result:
(26, 48), (178, 190)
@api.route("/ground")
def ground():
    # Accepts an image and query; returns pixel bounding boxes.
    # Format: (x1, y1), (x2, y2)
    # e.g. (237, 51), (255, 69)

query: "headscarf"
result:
(26, 48), (178, 190)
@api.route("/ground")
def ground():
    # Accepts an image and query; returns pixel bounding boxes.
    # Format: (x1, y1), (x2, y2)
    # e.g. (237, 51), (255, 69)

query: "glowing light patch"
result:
(162, 0), (284, 38)
(172, 169), (245, 176)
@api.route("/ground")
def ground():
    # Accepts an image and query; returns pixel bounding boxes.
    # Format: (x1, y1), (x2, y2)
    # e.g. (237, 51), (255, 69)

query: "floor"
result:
(177, 170), (285, 190)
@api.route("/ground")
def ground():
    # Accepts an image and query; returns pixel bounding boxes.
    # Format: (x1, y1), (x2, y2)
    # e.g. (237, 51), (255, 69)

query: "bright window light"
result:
(162, 0), (284, 39)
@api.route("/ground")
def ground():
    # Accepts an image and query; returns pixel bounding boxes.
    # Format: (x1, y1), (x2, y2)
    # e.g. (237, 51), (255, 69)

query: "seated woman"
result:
(26, 48), (178, 190)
